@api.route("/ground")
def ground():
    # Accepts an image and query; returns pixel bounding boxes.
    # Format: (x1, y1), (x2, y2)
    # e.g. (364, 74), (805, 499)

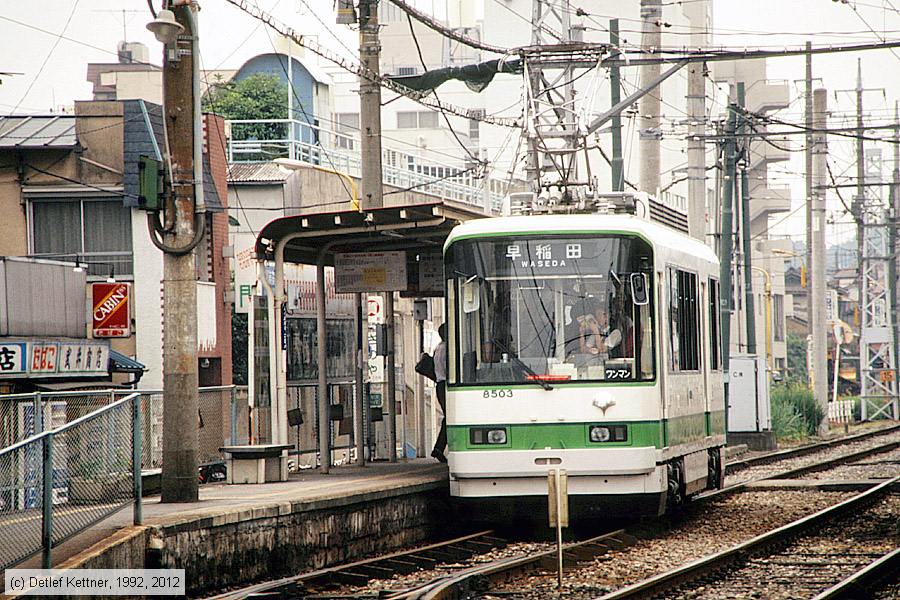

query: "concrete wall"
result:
(58, 482), (447, 598)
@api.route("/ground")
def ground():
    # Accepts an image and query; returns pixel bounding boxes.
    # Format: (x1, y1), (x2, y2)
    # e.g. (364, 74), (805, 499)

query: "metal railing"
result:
(226, 118), (506, 211)
(1, 386), (251, 472)
(0, 393), (141, 570)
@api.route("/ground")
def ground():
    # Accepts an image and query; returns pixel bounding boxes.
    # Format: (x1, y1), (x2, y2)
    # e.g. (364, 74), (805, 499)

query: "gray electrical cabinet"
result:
(728, 355), (771, 433)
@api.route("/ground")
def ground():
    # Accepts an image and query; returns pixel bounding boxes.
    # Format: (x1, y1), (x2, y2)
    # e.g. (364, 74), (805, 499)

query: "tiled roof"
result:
(227, 162), (289, 183)
(0, 115), (78, 148)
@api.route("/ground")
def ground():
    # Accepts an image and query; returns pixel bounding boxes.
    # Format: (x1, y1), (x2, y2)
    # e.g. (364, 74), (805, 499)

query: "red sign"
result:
(92, 282), (131, 338)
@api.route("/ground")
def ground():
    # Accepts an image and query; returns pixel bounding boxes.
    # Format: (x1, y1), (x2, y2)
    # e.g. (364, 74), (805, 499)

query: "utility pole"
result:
(719, 104), (738, 402)
(805, 43), (813, 342)
(152, 3), (204, 502)
(891, 102), (900, 420)
(855, 59), (865, 300)
(811, 88), (828, 434)
(686, 57), (706, 241)
(359, 0), (383, 210)
(736, 83), (757, 357)
(638, 0), (662, 197)
(609, 19), (624, 192)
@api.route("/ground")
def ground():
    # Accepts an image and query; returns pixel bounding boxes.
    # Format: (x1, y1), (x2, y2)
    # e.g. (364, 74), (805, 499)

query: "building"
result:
(712, 59), (794, 375)
(0, 102), (233, 389)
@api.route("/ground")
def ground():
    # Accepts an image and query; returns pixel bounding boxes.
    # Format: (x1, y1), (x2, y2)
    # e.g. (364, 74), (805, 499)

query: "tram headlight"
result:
(470, 427), (508, 445)
(590, 425), (628, 443)
(486, 429), (507, 444)
(590, 426), (611, 442)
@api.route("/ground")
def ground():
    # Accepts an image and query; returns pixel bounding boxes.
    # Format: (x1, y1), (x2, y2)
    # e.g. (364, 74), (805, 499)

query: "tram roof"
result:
(444, 213), (719, 263)
(254, 200), (490, 266)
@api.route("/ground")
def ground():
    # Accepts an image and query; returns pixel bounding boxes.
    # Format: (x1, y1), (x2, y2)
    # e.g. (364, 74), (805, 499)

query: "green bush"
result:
(770, 383), (826, 440)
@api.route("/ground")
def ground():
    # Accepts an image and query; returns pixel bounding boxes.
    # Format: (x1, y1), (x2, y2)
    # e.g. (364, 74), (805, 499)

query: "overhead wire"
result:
(406, 14), (483, 166)
(11, 0), (82, 114)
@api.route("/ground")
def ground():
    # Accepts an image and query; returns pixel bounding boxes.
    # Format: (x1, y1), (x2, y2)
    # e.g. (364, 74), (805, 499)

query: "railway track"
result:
(724, 423), (900, 475)
(598, 476), (900, 599)
(212, 428), (900, 600)
(207, 530), (507, 600)
(812, 547), (900, 600)
(708, 427), (900, 497)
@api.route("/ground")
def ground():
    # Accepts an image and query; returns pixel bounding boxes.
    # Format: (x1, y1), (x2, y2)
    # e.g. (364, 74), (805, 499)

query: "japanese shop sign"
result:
(0, 341), (109, 378)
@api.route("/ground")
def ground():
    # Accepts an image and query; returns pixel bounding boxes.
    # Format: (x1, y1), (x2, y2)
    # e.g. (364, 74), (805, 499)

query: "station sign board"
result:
(335, 252), (407, 293)
(0, 340), (109, 378)
(92, 282), (131, 338)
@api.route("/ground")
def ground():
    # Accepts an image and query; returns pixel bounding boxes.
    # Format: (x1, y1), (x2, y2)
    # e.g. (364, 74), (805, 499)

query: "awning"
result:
(109, 350), (146, 374)
(255, 201), (489, 267)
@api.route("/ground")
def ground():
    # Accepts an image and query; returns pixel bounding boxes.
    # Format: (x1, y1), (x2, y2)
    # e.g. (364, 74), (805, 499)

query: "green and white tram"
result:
(443, 207), (725, 518)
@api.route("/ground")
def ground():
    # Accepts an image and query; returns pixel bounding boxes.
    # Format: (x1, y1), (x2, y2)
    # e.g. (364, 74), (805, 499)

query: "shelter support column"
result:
(385, 292), (397, 462)
(273, 242), (289, 448)
(355, 292), (366, 466)
(317, 257), (331, 473)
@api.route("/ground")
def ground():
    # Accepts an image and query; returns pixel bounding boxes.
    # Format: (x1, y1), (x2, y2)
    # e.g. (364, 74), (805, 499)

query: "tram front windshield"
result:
(447, 236), (655, 385)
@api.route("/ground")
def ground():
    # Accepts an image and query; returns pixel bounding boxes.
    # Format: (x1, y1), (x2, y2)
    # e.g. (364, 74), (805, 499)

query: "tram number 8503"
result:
(483, 389), (515, 398)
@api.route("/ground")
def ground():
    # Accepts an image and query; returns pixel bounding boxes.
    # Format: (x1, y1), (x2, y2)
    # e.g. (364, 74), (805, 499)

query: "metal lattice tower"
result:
(859, 147), (900, 419)
(524, 0), (588, 203)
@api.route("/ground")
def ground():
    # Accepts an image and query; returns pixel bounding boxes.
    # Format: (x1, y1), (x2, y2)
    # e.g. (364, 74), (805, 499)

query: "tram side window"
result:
(708, 278), (721, 370)
(668, 267), (701, 372)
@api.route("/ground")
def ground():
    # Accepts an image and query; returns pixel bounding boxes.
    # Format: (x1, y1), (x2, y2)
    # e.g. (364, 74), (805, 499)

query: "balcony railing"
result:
(226, 118), (507, 212)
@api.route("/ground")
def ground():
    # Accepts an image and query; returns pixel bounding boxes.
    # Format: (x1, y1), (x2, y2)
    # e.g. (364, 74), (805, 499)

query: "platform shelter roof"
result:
(254, 201), (490, 266)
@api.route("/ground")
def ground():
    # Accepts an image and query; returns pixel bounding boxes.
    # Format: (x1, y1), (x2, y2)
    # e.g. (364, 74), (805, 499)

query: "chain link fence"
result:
(0, 393), (141, 571)
(1, 387), (250, 473)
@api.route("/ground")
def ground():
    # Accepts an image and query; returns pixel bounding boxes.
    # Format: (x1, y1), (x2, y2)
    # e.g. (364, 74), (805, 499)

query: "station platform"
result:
(15, 460), (449, 596)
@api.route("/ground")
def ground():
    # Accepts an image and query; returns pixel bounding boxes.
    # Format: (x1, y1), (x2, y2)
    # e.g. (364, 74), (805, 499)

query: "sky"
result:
(3, 0), (900, 241)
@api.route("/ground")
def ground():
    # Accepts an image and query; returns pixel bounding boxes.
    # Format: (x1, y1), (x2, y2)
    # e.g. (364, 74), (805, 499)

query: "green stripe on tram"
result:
(447, 412), (724, 452)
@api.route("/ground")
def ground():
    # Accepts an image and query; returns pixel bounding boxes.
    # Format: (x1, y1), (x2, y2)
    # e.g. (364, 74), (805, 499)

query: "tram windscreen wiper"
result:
(489, 338), (553, 391)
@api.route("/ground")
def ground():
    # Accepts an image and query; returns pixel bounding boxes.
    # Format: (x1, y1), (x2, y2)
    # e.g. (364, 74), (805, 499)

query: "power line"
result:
(389, 0), (509, 54)
(406, 14), (483, 165)
(222, 0), (520, 127)
(11, 0), (82, 114)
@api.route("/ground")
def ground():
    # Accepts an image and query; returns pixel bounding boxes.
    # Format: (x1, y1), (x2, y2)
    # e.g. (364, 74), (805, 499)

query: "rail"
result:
(599, 476), (900, 599)
(0, 393), (142, 570)
(226, 118), (506, 211)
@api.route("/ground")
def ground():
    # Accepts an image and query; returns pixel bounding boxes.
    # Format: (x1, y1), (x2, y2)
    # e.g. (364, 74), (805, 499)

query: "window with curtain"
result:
(30, 198), (133, 277)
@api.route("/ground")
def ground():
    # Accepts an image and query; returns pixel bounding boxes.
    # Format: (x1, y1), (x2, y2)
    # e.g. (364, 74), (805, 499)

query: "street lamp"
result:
(750, 266), (774, 372)
(146, 9), (184, 45)
(771, 248), (806, 288)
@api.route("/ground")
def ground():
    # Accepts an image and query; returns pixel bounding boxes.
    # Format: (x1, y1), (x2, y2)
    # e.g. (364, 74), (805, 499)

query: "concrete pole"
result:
(854, 61), (865, 395)
(805, 43), (813, 340)
(384, 292), (397, 462)
(719, 104), (738, 423)
(316, 258), (331, 473)
(891, 104), (900, 419)
(638, 0), (662, 197)
(609, 19), (624, 192)
(355, 293), (366, 465)
(736, 83), (757, 357)
(811, 88), (829, 435)
(686, 59), (706, 241)
(161, 4), (200, 503)
(359, 0), (383, 210)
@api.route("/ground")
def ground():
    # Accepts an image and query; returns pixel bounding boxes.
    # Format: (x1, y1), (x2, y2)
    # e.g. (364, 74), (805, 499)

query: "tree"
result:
(785, 332), (808, 384)
(203, 73), (288, 141)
